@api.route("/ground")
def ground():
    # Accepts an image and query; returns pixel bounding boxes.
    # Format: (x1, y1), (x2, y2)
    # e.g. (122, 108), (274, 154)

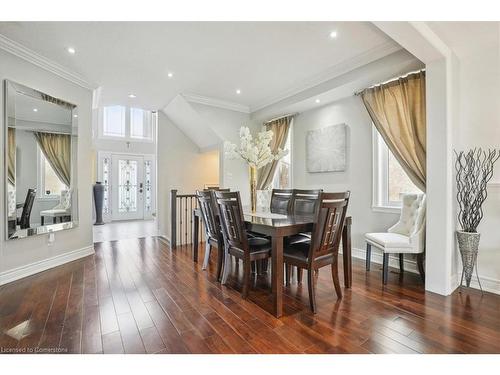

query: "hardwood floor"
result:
(1, 237), (500, 354)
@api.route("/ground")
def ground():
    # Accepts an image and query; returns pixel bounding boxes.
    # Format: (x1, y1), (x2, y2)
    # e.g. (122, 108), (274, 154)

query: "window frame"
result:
(37, 147), (66, 201)
(98, 105), (155, 143)
(372, 126), (416, 214)
(101, 105), (127, 139)
(271, 119), (293, 190)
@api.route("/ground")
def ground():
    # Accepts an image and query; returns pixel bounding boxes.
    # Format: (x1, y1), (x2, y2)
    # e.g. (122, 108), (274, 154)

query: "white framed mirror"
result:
(4, 80), (79, 240)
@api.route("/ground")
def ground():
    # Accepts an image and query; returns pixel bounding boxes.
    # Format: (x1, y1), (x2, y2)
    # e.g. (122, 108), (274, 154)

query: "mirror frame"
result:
(4, 80), (79, 240)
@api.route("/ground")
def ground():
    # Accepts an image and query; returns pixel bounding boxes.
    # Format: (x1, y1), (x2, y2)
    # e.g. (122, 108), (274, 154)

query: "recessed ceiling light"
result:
(67, 47), (76, 54)
(73, 114), (78, 118)
(128, 94), (136, 98)
(329, 31), (338, 39)
(236, 89), (241, 95)
(33, 108), (38, 112)
(167, 72), (173, 78)
(315, 99), (321, 104)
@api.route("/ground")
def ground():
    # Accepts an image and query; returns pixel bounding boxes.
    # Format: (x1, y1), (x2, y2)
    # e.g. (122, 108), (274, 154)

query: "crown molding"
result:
(0, 33), (95, 90)
(250, 41), (403, 112)
(182, 93), (250, 114)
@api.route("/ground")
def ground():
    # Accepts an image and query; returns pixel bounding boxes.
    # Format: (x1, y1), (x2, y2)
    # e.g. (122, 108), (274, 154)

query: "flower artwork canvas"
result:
(306, 123), (347, 173)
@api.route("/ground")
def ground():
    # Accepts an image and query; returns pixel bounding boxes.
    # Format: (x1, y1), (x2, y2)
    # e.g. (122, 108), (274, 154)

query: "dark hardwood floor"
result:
(1, 237), (499, 354)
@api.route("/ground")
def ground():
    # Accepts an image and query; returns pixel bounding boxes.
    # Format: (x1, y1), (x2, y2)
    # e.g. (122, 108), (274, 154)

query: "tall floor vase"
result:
(93, 182), (105, 225)
(250, 165), (257, 212)
(456, 230), (482, 292)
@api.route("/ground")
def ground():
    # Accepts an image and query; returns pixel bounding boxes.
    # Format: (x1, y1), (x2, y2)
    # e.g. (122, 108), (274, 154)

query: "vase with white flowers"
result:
(225, 126), (288, 212)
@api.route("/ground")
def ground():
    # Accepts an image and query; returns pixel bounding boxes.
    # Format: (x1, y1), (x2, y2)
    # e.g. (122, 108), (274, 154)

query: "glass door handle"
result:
(139, 182), (143, 193)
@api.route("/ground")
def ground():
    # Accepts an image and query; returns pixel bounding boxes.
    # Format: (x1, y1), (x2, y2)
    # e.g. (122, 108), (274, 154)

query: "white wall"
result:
(189, 102), (259, 204)
(0, 48), (93, 283)
(156, 112), (219, 241)
(292, 95), (402, 258)
(452, 28), (500, 293)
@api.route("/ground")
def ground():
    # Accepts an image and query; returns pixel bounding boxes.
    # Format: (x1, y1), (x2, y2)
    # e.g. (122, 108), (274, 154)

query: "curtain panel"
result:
(34, 132), (71, 188)
(360, 70), (426, 191)
(256, 116), (292, 190)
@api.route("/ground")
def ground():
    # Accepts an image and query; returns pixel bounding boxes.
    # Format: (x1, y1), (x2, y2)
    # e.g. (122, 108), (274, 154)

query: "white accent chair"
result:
(365, 193), (426, 284)
(40, 190), (72, 225)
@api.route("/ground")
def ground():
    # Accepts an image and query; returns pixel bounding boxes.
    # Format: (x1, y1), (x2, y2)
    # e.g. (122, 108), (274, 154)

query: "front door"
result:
(111, 155), (144, 221)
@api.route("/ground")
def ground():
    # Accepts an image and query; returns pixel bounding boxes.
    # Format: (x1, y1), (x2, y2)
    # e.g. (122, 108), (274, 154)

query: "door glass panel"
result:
(102, 157), (110, 214)
(118, 159), (138, 213)
(144, 160), (152, 212)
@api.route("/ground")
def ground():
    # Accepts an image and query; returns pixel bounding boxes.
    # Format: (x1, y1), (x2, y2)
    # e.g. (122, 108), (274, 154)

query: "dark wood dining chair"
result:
(286, 189), (322, 284)
(203, 187), (230, 192)
(18, 188), (36, 229)
(270, 189), (294, 214)
(290, 189), (322, 216)
(214, 191), (272, 299)
(283, 191), (350, 313)
(196, 190), (225, 281)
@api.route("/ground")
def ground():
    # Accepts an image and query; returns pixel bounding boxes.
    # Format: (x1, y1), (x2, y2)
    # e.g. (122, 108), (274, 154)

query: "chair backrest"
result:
(291, 189), (322, 215)
(270, 189), (294, 214)
(7, 185), (16, 217)
(203, 187), (230, 192)
(214, 191), (249, 256)
(20, 188), (36, 229)
(392, 193), (426, 237)
(196, 190), (220, 241)
(309, 192), (350, 262)
(60, 190), (71, 210)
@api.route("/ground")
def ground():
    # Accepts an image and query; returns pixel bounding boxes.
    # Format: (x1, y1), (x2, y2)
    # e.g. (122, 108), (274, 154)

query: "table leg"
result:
(192, 212), (199, 263)
(271, 235), (284, 318)
(342, 221), (352, 288)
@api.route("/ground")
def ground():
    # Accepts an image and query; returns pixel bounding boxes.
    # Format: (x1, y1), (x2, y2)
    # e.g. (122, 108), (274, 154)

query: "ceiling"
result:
(427, 21), (499, 58)
(13, 93), (72, 125)
(0, 22), (399, 111)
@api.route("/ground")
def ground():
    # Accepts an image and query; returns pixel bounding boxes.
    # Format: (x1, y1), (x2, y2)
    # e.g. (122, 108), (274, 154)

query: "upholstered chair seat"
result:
(365, 193), (426, 285)
(40, 190), (72, 225)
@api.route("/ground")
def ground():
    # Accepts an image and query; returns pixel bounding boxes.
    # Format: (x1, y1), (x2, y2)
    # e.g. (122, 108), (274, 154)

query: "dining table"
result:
(191, 207), (352, 318)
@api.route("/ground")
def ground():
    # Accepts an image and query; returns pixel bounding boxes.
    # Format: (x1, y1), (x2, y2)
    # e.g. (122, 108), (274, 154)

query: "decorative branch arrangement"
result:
(454, 148), (500, 232)
(224, 126), (288, 168)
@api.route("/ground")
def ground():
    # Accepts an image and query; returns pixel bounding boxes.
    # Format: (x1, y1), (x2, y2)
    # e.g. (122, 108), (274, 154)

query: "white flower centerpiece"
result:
(225, 126), (288, 212)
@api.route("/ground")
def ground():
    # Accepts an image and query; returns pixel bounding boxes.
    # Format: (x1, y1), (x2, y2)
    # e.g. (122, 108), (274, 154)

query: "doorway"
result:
(97, 152), (156, 223)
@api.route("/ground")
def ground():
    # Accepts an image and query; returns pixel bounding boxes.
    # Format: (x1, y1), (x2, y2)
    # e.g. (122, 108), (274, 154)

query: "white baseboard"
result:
(456, 273), (500, 295)
(158, 235), (171, 247)
(350, 246), (419, 274)
(351, 247), (500, 295)
(0, 245), (95, 286)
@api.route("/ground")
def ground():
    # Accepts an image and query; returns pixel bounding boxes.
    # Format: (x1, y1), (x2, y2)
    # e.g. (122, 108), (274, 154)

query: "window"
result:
(271, 122), (293, 189)
(38, 149), (67, 198)
(103, 105), (126, 137)
(130, 108), (152, 140)
(100, 106), (155, 141)
(373, 127), (421, 211)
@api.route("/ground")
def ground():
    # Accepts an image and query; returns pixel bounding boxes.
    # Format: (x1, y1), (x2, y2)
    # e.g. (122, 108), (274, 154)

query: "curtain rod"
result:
(264, 112), (298, 124)
(13, 128), (72, 136)
(354, 69), (426, 96)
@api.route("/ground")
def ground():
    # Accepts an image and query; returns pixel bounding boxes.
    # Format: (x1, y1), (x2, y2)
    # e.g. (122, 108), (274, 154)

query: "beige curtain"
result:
(360, 70), (426, 191)
(7, 128), (15, 186)
(34, 132), (71, 187)
(256, 116), (292, 190)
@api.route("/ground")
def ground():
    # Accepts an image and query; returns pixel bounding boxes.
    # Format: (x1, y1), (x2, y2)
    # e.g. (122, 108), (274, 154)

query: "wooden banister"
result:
(170, 189), (177, 249)
(170, 189), (202, 249)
